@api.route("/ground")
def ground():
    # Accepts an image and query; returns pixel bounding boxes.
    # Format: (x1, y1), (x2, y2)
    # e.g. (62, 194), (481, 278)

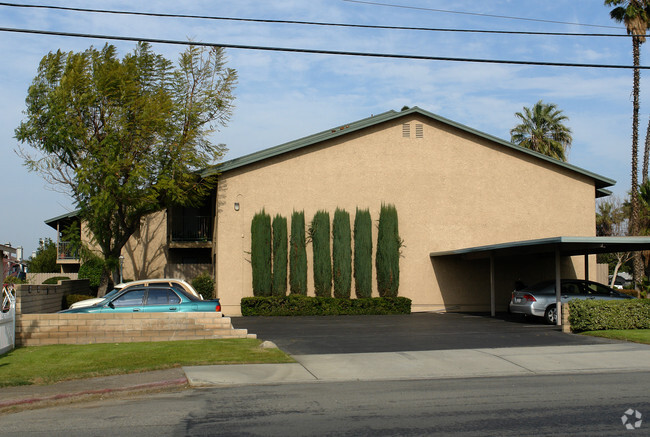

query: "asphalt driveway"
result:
(230, 312), (617, 355)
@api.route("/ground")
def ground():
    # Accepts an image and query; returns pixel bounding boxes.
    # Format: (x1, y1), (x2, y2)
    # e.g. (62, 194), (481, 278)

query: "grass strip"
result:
(580, 329), (650, 345)
(0, 339), (294, 387)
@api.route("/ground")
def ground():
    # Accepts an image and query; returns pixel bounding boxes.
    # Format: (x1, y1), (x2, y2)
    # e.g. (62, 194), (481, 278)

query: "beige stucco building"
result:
(47, 107), (615, 316)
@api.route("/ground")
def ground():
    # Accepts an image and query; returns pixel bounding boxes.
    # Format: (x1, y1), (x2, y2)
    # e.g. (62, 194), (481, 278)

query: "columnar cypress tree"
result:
(332, 208), (352, 298)
(375, 203), (401, 297)
(251, 209), (272, 296)
(272, 214), (288, 296)
(310, 210), (332, 297)
(354, 208), (373, 298)
(290, 210), (307, 295)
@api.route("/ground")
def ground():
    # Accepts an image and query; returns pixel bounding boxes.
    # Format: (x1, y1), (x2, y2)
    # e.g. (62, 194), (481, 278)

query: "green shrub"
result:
(376, 203), (402, 297)
(272, 214), (288, 296)
(78, 255), (105, 292)
(310, 210), (332, 297)
(2, 275), (26, 285)
(241, 295), (412, 316)
(332, 208), (352, 299)
(27, 238), (58, 273)
(42, 276), (70, 285)
(65, 294), (96, 309)
(354, 208), (373, 298)
(251, 209), (272, 297)
(290, 211), (308, 295)
(192, 272), (215, 300)
(568, 299), (650, 332)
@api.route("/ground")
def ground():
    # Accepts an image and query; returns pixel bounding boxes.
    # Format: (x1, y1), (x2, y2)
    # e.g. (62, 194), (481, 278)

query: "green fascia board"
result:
(201, 106), (615, 192)
(430, 236), (650, 259)
(44, 209), (81, 229)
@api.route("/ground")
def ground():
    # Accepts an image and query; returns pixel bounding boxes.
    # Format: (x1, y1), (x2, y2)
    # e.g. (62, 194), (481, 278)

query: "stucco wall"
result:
(214, 114), (598, 315)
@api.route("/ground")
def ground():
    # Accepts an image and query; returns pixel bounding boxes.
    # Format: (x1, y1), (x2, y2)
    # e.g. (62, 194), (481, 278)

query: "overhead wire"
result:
(342, 0), (622, 30)
(1, 26), (647, 70)
(0, 1), (634, 38)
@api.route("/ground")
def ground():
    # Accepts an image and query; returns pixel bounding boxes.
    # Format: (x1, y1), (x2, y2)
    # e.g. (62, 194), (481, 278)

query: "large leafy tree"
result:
(27, 238), (58, 273)
(510, 100), (572, 162)
(605, 0), (650, 285)
(16, 42), (237, 295)
(596, 196), (632, 287)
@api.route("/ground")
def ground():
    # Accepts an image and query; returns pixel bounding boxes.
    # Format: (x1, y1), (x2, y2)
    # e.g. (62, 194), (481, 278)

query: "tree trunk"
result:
(631, 37), (643, 288)
(641, 118), (650, 184)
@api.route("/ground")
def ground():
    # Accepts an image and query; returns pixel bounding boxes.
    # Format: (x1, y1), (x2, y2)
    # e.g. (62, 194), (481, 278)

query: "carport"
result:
(430, 236), (650, 325)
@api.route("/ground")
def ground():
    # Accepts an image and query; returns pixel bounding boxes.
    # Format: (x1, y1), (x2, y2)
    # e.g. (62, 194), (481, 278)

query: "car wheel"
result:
(544, 306), (557, 325)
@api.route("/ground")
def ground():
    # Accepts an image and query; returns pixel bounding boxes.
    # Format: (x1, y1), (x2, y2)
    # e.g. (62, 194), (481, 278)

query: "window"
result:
(146, 288), (181, 305)
(112, 289), (145, 307)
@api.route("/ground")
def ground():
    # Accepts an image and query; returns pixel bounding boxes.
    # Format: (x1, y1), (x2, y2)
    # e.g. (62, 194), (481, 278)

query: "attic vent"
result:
(402, 123), (411, 138)
(415, 124), (423, 138)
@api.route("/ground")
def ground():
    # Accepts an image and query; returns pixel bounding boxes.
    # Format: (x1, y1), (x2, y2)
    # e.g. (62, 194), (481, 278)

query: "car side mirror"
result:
(107, 301), (115, 309)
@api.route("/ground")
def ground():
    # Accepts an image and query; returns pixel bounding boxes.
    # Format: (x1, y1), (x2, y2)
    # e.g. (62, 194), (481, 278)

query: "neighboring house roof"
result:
(202, 106), (615, 197)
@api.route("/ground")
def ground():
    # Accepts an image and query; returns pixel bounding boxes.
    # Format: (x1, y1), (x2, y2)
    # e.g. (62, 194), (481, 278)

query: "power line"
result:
(1, 26), (647, 70)
(0, 1), (632, 38)
(343, 0), (622, 30)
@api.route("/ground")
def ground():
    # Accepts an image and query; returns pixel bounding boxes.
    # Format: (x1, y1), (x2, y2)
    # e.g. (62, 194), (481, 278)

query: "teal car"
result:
(60, 285), (221, 313)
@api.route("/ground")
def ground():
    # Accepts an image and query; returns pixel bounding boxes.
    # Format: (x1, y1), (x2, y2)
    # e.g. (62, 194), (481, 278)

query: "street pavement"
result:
(3, 312), (650, 412)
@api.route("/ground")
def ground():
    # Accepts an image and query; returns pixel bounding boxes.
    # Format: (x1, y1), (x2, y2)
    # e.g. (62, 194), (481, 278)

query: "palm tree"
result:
(510, 100), (572, 161)
(605, 0), (650, 285)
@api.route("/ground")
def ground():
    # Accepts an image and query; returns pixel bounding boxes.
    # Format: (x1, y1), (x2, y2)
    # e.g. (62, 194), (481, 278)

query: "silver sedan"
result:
(509, 279), (635, 324)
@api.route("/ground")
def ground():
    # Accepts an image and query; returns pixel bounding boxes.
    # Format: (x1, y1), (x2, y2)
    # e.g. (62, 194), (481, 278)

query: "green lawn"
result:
(580, 329), (650, 345)
(0, 339), (294, 387)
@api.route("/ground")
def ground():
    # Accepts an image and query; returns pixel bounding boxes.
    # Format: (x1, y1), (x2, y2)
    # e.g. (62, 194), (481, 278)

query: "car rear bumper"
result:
(508, 302), (545, 317)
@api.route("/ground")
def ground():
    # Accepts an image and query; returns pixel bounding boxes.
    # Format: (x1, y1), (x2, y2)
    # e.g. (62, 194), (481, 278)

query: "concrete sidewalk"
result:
(183, 342), (650, 386)
(3, 342), (650, 412)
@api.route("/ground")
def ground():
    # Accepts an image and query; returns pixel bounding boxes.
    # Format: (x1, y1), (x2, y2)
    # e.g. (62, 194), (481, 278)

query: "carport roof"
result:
(429, 236), (650, 260)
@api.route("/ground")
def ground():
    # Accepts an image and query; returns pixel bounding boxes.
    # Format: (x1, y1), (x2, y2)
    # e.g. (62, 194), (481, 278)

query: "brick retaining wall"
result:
(16, 312), (252, 346)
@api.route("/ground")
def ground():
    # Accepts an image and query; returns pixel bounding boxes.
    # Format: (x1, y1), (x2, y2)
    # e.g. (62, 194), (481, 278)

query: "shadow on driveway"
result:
(231, 312), (617, 355)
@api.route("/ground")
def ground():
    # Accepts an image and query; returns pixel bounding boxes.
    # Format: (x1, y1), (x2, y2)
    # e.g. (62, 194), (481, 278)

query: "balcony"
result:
(57, 241), (80, 261)
(169, 214), (213, 249)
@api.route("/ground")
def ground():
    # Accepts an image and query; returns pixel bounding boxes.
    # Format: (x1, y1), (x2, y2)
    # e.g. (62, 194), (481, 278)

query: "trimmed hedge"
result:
(241, 295), (412, 316)
(354, 208), (373, 299)
(42, 276), (70, 285)
(290, 211), (308, 295)
(251, 210), (272, 296)
(272, 214), (288, 296)
(376, 203), (401, 297)
(568, 299), (650, 332)
(310, 210), (332, 297)
(65, 294), (96, 309)
(332, 208), (352, 299)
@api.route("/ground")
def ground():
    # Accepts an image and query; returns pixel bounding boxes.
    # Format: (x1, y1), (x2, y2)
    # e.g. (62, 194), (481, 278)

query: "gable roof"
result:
(202, 106), (614, 197)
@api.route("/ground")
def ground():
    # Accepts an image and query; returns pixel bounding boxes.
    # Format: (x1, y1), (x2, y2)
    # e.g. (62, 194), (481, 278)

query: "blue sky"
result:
(0, 1), (647, 257)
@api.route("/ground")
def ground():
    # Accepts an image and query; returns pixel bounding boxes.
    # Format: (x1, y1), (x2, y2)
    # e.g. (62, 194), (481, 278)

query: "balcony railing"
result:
(57, 241), (80, 260)
(171, 215), (213, 242)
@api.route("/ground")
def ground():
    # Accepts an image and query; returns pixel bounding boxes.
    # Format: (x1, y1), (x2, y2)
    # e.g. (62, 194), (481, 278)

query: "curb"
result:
(0, 377), (188, 410)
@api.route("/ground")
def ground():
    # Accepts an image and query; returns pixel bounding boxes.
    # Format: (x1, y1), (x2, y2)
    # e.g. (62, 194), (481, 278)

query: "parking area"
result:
(230, 312), (617, 355)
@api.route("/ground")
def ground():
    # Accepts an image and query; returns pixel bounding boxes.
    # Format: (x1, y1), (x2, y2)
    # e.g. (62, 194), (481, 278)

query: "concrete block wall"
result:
(27, 273), (79, 285)
(16, 312), (252, 346)
(15, 279), (91, 315)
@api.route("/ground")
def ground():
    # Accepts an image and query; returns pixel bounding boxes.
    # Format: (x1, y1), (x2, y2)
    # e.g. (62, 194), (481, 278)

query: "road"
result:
(1, 372), (647, 436)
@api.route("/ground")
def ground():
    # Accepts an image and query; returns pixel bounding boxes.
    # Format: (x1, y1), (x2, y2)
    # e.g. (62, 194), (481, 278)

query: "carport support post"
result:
(490, 251), (496, 317)
(555, 247), (562, 326)
(584, 254), (589, 281)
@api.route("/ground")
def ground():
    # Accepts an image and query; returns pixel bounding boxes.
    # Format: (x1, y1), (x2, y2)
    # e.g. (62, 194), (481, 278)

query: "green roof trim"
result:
(430, 236), (650, 259)
(201, 106), (615, 194)
(44, 209), (80, 229)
